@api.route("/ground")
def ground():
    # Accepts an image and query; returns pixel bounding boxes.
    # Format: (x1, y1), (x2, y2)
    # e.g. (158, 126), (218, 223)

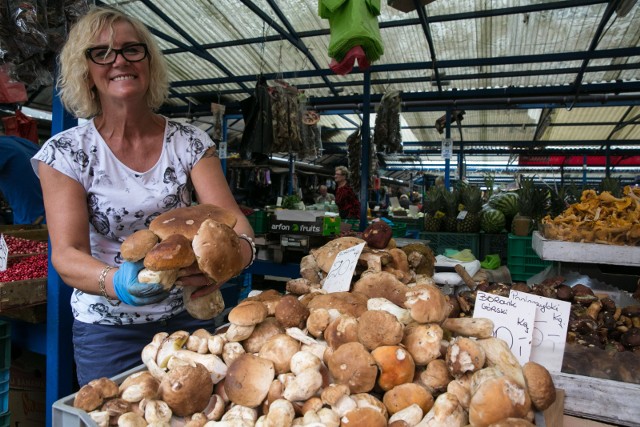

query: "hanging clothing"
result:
(240, 77), (273, 159)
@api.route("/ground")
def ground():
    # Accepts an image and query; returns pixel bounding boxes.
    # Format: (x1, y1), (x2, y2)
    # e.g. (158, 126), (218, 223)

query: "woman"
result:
(334, 166), (360, 219)
(31, 7), (254, 385)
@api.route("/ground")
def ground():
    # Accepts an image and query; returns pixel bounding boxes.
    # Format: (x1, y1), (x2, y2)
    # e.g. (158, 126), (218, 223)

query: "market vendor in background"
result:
(334, 166), (360, 218)
(31, 6), (254, 386)
(0, 135), (45, 224)
(315, 184), (335, 204)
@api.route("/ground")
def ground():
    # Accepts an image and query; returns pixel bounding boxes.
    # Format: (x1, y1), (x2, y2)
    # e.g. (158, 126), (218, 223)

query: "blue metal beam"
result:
(414, 1), (443, 92)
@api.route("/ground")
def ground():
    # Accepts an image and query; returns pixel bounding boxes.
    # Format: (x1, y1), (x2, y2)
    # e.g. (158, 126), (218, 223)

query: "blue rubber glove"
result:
(113, 261), (170, 306)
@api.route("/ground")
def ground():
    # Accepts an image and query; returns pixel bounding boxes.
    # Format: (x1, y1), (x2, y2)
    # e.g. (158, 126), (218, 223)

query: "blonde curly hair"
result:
(56, 6), (168, 118)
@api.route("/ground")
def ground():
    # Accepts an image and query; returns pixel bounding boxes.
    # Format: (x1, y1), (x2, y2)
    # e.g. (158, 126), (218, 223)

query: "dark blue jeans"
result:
(72, 310), (223, 386)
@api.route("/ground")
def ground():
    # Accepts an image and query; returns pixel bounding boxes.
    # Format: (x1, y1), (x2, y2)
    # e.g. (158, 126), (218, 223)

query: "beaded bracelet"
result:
(98, 265), (120, 307)
(238, 234), (257, 269)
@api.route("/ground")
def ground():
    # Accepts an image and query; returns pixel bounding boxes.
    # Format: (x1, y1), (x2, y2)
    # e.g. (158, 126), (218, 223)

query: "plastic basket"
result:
(246, 210), (269, 234)
(507, 234), (553, 282)
(0, 321), (9, 371)
(418, 232), (480, 256)
(479, 233), (509, 264)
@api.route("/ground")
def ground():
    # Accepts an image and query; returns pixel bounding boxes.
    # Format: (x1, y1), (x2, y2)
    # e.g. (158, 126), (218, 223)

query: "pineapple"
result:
(423, 186), (445, 232)
(457, 185), (482, 233)
(513, 176), (548, 235)
(442, 189), (459, 232)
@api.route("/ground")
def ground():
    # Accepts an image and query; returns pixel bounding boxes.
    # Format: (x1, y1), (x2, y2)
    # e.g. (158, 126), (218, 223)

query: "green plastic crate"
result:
(418, 232), (479, 256)
(322, 216), (341, 236)
(389, 217), (424, 232)
(246, 210), (269, 234)
(479, 233), (508, 264)
(391, 223), (407, 238)
(507, 234), (553, 282)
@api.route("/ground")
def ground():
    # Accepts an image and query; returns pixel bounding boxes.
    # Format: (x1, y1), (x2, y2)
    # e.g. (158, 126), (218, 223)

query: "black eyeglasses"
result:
(86, 43), (148, 65)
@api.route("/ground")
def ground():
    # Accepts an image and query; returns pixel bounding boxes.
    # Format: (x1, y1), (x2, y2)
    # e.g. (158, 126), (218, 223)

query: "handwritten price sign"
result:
(0, 234), (7, 272)
(510, 290), (571, 372)
(323, 243), (365, 293)
(473, 291), (537, 365)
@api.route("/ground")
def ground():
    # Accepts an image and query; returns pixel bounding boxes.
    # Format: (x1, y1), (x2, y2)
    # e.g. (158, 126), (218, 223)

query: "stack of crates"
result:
(246, 210), (269, 235)
(0, 321), (9, 426)
(479, 233), (509, 264)
(418, 232), (480, 257)
(507, 234), (553, 282)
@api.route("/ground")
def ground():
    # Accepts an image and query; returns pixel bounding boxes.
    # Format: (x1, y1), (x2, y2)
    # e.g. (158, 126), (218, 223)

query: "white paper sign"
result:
(0, 234), (8, 272)
(510, 290), (571, 372)
(389, 197), (401, 210)
(218, 141), (228, 159)
(441, 138), (453, 159)
(323, 243), (365, 293)
(473, 291), (537, 365)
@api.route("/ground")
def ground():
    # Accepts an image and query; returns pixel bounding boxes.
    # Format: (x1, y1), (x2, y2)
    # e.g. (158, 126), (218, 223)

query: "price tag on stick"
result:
(0, 234), (8, 272)
(323, 243), (365, 293)
(473, 291), (536, 365)
(510, 290), (571, 372)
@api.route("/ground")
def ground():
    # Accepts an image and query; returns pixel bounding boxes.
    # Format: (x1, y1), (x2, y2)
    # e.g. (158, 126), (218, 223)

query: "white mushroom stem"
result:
(220, 405), (258, 423)
(186, 329), (214, 354)
(141, 342), (168, 381)
(138, 268), (179, 289)
(299, 343), (328, 366)
(283, 368), (323, 402)
(286, 327), (319, 346)
(140, 399), (172, 424)
(264, 399), (295, 427)
(367, 297), (412, 325)
(222, 342), (246, 367)
(203, 394), (226, 421)
(171, 350), (228, 384)
(88, 410), (110, 427)
(225, 324), (256, 342)
(156, 331), (190, 368)
(388, 403), (424, 425)
(316, 408), (340, 427)
(117, 412), (148, 427)
(208, 334), (227, 355)
(290, 351), (322, 375)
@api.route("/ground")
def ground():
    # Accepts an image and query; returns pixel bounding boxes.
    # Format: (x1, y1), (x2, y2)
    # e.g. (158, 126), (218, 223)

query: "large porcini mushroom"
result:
(401, 243), (436, 276)
(382, 383), (434, 415)
(149, 204), (237, 240)
(327, 342), (377, 394)
(402, 323), (443, 366)
(341, 407), (387, 427)
(73, 384), (103, 412)
(522, 361), (556, 411)
(192, 218), (245, 287)
(352, 271), (409, 307)
(143, 233), (196, 271)
(404, 284), (451, 324)
(362, 221), (393, 249)
(258, 334), (301, 374)
(371, 346), (415, 391)
(420, 392), (468, 426)
(120, 229), (159, 262)
(310, 236), (366, 273)
(357, 310), (404, 350)
(446, 337), (486, 378)
(468, 375), (532, 427)
(158, 361), (214, 417)
(225, 354), (276, 408)
(275, 294), (310, 329)
(242, 316), (285, 354)
(324, 315), (359, 350)
(306, 292), (369, 318)
(228, 300), (268, 326)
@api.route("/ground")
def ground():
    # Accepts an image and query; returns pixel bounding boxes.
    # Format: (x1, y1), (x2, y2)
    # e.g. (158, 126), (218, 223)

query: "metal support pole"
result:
(221, 117), (227, 175)
(444, 109), (452, 189)
(359, 71), (372, 230)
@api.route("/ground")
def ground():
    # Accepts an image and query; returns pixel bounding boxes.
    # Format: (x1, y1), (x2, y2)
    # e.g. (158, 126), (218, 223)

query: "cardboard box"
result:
(270, 210), (340, 236)
(9, 350), (46, 427)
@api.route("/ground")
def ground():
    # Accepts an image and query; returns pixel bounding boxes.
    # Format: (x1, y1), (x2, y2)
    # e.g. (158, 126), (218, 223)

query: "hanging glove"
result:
(113, 261), (170, 306)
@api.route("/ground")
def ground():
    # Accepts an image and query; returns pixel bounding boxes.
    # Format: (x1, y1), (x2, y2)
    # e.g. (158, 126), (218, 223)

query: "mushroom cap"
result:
(159, 362), (214, 417)
(402, 323), (443, 366)
(522, 361), (556, 411)
(275, 294), (310, 329)
(257, 334), (301, 375)
(149, 204), (237, 241)
(242, 316), (285, 354)
(183, 286), (225, 320)
(357, 310), (404, 351)
(401, 243), (436, 276)
(340, 407), (387, 427)
(228, 300), (268, 326)
(324, 315), (359, 350)
(88, 377), (119, 399)
(418, 359), (454, 396)
(488, 418), (536, 427)
(352, 271), (409, 307)
(371, 346), (415, 391)
(327, 342), (378, 394)
(382, 383), (434, 415)
(469, 376), (532, 427)
(73, 384), (103, 412)
(307, 308), (331, 338)
(446, 337), (486, 378)
(144, 233), (196, 271)
(404, 284), (451, 324)
(225, 354), (276, 408)
(243, 289), (283, 315)
(118, 371), (160, 402)
(306, 291), (369, 318)
(193, 219), (244, 284)
(311, 236), (366, 273)
(362, 221), (393, 249)
(120, 229), (159, 262)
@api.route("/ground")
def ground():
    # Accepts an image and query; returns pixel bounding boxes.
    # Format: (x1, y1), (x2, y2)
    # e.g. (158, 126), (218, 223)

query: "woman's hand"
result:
(113, 261), (170, 306)
(178, 264), (223, 299)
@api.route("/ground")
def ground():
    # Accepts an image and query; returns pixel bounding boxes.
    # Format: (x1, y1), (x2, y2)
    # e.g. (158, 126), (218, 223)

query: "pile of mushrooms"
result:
(119, 204), (245, 320)
(73, 228), (557, 426)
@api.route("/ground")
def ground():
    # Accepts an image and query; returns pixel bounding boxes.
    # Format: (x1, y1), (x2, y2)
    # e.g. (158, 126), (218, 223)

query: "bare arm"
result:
(38, 162), (117, 297)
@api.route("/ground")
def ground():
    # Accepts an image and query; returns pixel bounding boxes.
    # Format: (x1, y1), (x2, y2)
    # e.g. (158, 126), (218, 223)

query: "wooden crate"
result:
(0, 278), (47, 312)
(0, 224), (48, 242)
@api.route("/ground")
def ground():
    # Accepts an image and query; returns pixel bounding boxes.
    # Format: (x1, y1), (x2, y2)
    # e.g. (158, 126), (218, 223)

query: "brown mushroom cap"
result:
(469, 376), (532, 427)
(306, 291), (369, 318)
(352, 271), (409, 307)
(402, 323), (443, 366)
(446, 337), (486, 378)
(193, 219), (244, 285)
(357, 310), (404, 350)
(324, 315), (359, 350)
(243, 289), (283, 315)
(149, 204), (237, 241)
(225, 354), (276, 408)
(418, 359), (454, 396)
(228, 300), (268, 326)
(88, 377), (119, 399)
(275, 294), (310, 329)
(404, 284), (451, 324)
(159, 362), (214, 417)
(522, 361), (556, 411)
(488, 418), (536, 427)
(327, 342), (378, 394)
(257, 334), (301, 375)
(73, 384), (103, 412)
(183, 286), (225, 320)
(121, 229), (159, 262)
(144, 233), (196, 271)
(307, 308), (332, 338)
(311, 236), (366, 273)
(371, 346), (415, 391)
(362, 221), (393, 249)
(242, 316), (286, 354)
(382, 383), (434, 415)
(341, 407), (387, 427)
